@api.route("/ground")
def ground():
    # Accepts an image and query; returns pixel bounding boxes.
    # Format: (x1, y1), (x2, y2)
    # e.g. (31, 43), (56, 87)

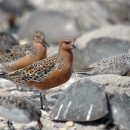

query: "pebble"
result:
(46, 123), (53, 127)
(66, 121), (74, 127)
(13, 123), (23, 130)
(59, 128), (67, 130)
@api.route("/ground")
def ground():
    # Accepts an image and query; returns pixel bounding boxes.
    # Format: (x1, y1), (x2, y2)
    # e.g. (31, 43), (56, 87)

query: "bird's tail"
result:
(0, 71), (8, 79)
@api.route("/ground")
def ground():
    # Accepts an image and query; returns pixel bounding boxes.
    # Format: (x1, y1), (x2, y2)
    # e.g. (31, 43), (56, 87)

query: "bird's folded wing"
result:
(8, 54), (61, 82)
(2, 43), (32, 63)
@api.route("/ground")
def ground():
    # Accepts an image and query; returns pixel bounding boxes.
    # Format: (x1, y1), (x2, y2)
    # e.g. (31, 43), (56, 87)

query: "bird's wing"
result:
(8, 54), (63, 82)
(2, 43), (34, 63)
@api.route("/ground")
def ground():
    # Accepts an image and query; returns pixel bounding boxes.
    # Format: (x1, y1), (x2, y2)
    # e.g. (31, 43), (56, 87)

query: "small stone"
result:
(46, 123), (53, 127)
(13, 123), (23, 130)
(41, 110), (48, 116)
(59, 128), (67, 130)
(66, 121), (74, 127)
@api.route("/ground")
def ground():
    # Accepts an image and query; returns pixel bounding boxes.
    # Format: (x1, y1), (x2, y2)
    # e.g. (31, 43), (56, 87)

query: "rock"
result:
(0, 79), (16, 89)
(76, 74), (130, 129)
(82, 74), (130, 97)
(24, 121), (37, 129)
(46, 123), (53, 127)
(66, 121), (74, 127)
(0, 10), (9, 31)
(0, 0), (27, 14)
(29, 0), (130, 33)
(75, 25), (130, 49)
(108, 93), (130, 130)
(37, 0), (111, 32)
(18, 10), (80, 45)
(74, 37), (130, 69)
(13, 123), (24, 130)
(0, 32), (19, 52)
(63, 75), (81, 90)
(71, 0), (111, 32)
(99, 0), (130, 23)
(59, 128), (67, 130)
(49, 80), (108, 121)
(77, 74), (130, 97)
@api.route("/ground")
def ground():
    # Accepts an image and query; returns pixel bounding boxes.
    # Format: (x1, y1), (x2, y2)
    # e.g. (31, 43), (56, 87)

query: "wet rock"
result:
(18, 10), (80, 45)
(50, 80), (108, 121)
(73, 38), (130, 69)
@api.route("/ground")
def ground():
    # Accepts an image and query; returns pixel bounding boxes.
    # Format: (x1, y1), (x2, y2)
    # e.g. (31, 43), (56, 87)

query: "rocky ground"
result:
(0, 74), (130, 130)
(0, 0), (130, 130)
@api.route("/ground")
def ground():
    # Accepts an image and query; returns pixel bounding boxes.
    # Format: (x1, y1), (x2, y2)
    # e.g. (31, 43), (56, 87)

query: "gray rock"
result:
(49, 80), (108, 122)
(78, 74), (130, 129)
(18, 10), (80, 45)
(0, 79), (16, 89)
(63, 74), (130, 129)
(99, 0), (130, 23)
(0, 32), (19, 52)
(73, 38), (130, 69)
(75, 25), (130, 49)
(108, 93), (130, 130)
(36, 0), (111, 33)
(0, 0), (27, 14)
(31, 0), (130, 33)
(0, 9), (9, 31)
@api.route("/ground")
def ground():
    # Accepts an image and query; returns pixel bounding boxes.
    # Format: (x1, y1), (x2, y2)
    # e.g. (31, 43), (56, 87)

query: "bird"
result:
(0, 38), (81, 110)
(0, 31), (49, 73)
(0, 93), (43, 130)
(74, 49), (130, 76)
(0, 32), (19, 52)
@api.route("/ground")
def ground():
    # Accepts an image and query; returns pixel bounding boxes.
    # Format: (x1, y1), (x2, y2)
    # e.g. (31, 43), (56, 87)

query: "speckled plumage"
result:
(0, 31), (49, 72)
(0, 93), (42, 129)
(0, 38), (79, 91)
(75, 49), (130, 76)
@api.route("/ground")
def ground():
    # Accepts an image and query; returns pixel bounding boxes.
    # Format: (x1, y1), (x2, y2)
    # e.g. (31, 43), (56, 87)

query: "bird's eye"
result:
(64, 42), (69, 44)
(35, 35), (39, 38)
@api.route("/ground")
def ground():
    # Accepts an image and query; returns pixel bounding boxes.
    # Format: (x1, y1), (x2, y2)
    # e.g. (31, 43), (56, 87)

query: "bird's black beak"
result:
(42, 39), (50, 47)
(71, 44), (82, 53)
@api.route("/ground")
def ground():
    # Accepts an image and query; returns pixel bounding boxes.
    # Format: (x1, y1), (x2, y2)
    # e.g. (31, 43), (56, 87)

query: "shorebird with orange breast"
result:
(0, 38), (81, 110)
(0, 31), (49, 73)
(0, 31), (49, 89)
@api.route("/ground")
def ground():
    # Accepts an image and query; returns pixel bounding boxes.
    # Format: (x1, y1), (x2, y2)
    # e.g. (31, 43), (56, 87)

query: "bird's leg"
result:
(40, 92), (49, 111)
(7, 120), (15, 130)
(36, 119), (43, 130)
(40, 92), (44, 110)
(16, 86), (19, 90)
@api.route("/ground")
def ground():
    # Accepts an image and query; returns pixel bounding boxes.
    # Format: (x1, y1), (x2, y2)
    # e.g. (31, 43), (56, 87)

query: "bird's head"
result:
(33, 31), (49, 47)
